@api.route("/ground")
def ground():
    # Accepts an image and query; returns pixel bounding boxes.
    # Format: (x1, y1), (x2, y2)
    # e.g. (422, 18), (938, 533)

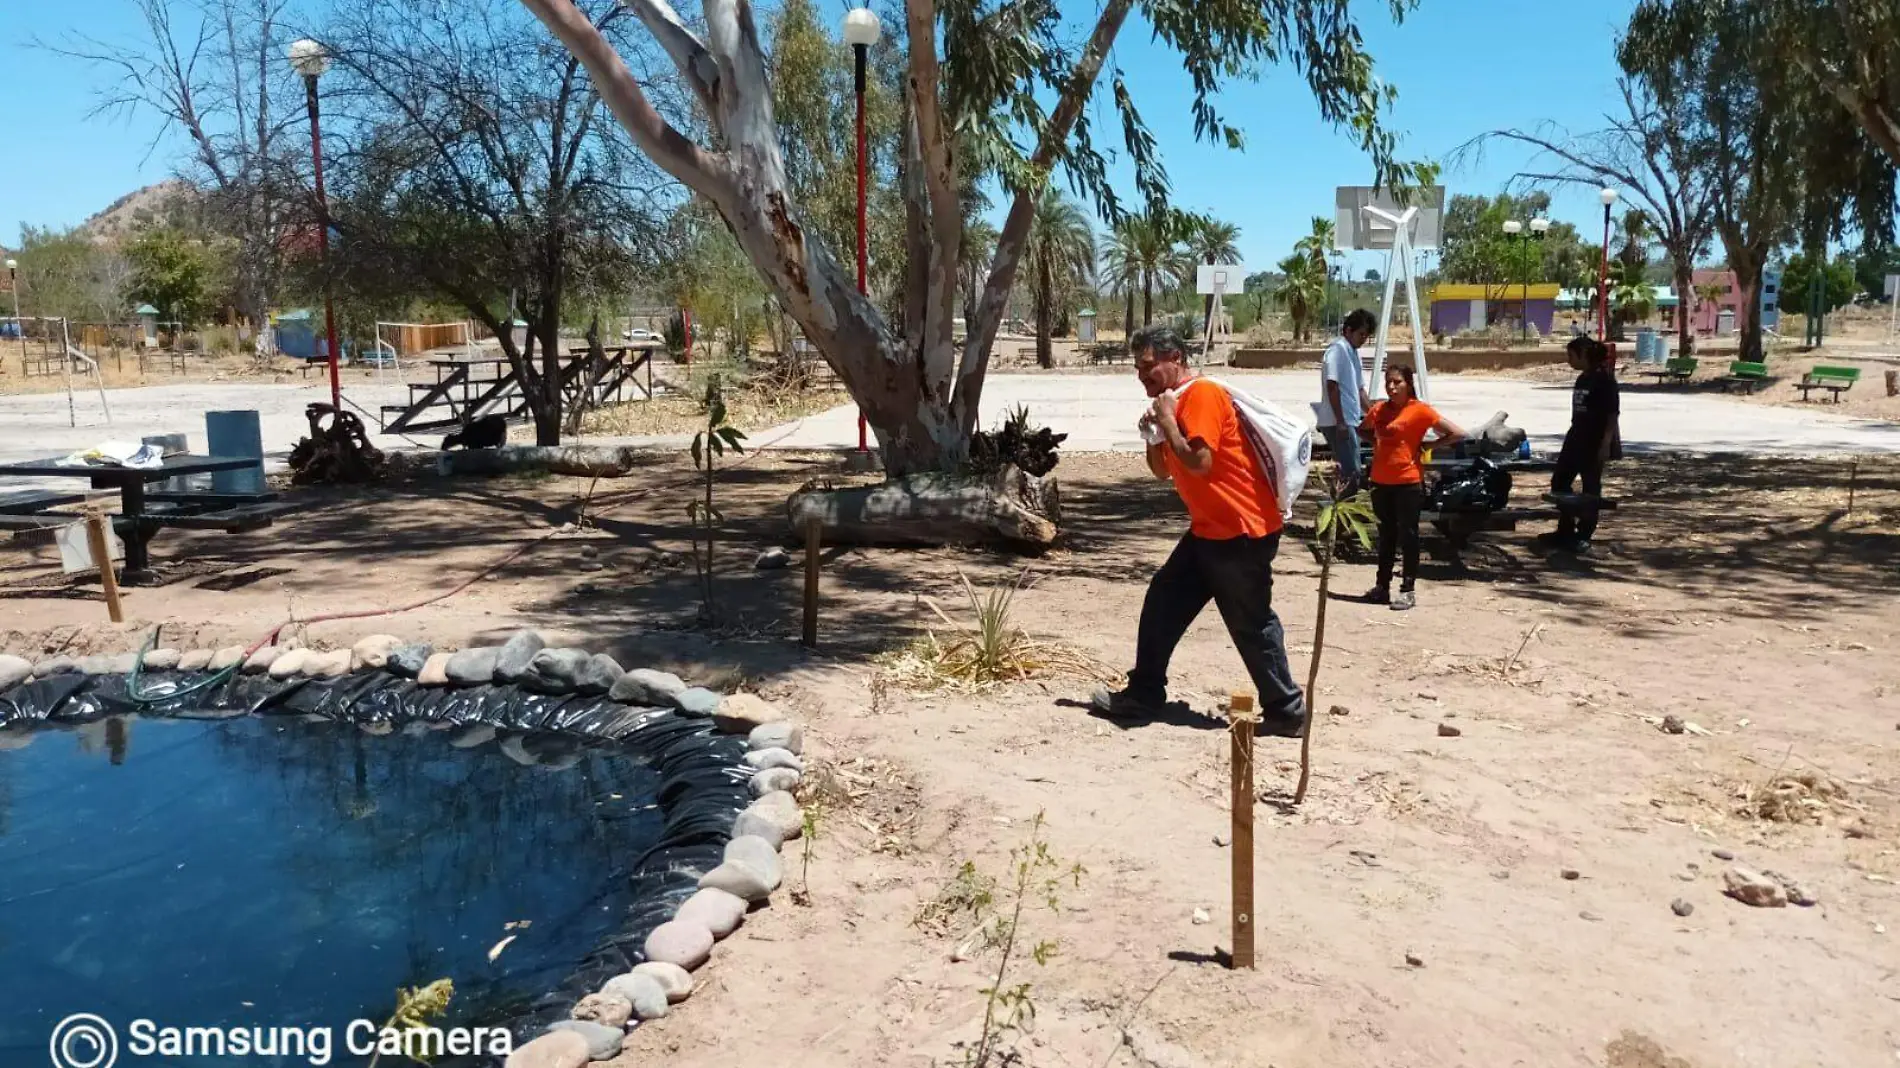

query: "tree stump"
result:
(786, 466), (1062, 549)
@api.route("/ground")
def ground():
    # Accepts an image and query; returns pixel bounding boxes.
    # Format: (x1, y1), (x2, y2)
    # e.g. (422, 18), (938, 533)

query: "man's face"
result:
(1135, 347), (1184, 397)
(1344, 324), (1373, 349)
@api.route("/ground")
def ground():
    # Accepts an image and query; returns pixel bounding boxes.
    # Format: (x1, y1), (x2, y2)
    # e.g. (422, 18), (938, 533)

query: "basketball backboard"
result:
(1334, 186), (1446, 250)
(1196, 264), (1242, 295)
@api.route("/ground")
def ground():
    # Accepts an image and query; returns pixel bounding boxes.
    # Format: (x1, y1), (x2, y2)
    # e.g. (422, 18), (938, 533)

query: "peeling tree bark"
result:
(517, 0), (1130, 478)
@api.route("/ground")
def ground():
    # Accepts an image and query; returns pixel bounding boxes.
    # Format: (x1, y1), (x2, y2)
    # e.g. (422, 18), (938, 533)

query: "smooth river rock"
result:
(642, 919), (714, 970)
(32, 656), (78, 678)
(495, 630), (547, 683)
(750, 768), (801, 797)
(674, 687), (722, 718)
(446, 647), (501, 686)
(417, 652), (454, 686)
(246, 645), (288, 674)
(602, 971), (670, 1021)
(748, 722), (804, 755)
(503, 1031), (591, 1068)
(568, 992), (632, 1029)
(673, 887), (749, 939)
(733, 791), (803, 844)
(577, 653), (622, 696)
(268, 648), (313, 679)
(545, 1020), (623, 1061)
(0, 654), (31, 691)
(609, 668), (688, 707)
(210, 645), (247, 671)
(714, 692), (785, 734)
(177, 650), (214, 672)
(351, 633), (403, 671)
(304, 649), (352, 678)
(141, 648), (182, 671)
(632, 960), (694, 1003)
(386, 643), (432, 678)
(523, 648), (591, 693)
(744, 747), (804, 773)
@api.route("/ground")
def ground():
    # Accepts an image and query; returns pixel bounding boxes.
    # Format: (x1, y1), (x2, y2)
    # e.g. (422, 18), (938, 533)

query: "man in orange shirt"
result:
(1092, 326), (1306, 736)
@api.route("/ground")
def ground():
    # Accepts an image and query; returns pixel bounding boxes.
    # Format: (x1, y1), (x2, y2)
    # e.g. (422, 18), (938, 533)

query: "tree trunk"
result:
(1123, 287), (1135, 339)
(1732, 255), (1765, 363)
(1201, 253), (1216, 338)
(786, 466), (1062, 549)
(1142, 271), (1153, 326)
(1672, 258), (1695, 357)
(1034, 250), (1054, 369)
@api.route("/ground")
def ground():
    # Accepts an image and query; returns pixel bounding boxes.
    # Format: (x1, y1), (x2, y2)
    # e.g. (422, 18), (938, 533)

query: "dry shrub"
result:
(878, 570), (1112, 693)
(1735, 770), (1851, 825)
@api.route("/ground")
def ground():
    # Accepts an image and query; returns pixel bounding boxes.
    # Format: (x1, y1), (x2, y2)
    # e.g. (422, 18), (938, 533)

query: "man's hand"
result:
(1151, 390), (1179, 430)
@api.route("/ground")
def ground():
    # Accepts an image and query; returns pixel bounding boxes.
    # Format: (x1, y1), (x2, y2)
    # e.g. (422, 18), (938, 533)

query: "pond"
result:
(0, 672), (743, 1066)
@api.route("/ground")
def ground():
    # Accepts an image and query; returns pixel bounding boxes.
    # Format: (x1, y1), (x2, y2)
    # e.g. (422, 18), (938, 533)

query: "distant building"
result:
(1689, 268), (1780, 334)
(1429, 283), (1561, 336)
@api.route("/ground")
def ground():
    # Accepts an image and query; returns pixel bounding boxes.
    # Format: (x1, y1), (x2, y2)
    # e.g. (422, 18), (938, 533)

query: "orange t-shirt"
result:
(1364, 399), (1443, 485)
(1161, 379), (1282, 540)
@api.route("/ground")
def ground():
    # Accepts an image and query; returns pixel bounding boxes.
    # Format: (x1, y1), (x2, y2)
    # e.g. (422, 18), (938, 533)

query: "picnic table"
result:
(0, 454), (280, 575)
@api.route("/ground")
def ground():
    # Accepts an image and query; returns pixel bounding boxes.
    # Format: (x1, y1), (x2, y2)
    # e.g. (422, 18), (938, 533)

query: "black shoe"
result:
(1364, 585), (1390, 605)
(1255, 705), (1308, 738)
(1090, 686), (1166, 720)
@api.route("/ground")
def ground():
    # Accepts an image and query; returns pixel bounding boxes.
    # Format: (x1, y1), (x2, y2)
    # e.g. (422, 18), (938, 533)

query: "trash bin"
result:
(205, 411), (264, 494)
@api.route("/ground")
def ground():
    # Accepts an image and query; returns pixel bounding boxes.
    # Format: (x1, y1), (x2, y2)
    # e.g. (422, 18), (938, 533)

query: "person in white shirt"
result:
(1315, 309), (1375, 493)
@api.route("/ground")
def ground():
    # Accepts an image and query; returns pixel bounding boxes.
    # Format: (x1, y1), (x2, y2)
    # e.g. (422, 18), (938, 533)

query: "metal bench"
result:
(1641, 356), (1697, 385)
(1795, 365), (1860, 402)
(0, 490), (88, 515)
(1722, 360), (1769, 393)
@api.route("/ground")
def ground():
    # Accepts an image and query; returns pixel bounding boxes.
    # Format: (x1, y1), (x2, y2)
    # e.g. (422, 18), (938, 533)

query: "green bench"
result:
(1796, 365), (1860, 403)
(1722, 360), (1769, 393)
(1641, 356), (1697, 385)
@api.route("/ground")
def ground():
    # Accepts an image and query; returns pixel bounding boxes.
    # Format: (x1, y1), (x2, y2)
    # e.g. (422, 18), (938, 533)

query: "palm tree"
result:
(1610, 259), (1655, 339)
(1188, 217), (1242, 338)
(1274, 253), (1326, 342)
(1102, 211), (1189, 329)
(1026, 194), (1095, 368)
(1294, 216), (1339, 329)
(959, 219), (999, 333)
(1618, 210), (1652, 270)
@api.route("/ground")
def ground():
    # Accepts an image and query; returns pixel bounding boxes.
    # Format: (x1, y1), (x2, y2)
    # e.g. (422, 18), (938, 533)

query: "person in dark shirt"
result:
(1545, 337), (1620, 551)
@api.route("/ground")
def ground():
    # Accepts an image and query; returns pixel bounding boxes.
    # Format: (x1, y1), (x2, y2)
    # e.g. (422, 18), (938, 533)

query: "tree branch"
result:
(623, 0), (721, 120)
(515, 0), (726, 192)
(956, 0), (1134, 431)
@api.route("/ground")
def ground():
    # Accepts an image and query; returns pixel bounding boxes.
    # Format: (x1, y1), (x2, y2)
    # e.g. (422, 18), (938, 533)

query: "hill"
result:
(76, 179), (201, 242)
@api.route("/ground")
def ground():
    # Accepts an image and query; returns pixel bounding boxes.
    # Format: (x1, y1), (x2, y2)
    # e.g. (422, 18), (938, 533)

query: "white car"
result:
(623, 328), (659, 341)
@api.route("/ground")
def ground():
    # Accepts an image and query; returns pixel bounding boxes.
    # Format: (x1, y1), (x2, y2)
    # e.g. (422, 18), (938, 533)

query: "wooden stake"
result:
(801, 515), (821, 648)
(1848, 460), (1858, 517)
(85, 510), (124, 623)
(1228, 691), (1257, 970)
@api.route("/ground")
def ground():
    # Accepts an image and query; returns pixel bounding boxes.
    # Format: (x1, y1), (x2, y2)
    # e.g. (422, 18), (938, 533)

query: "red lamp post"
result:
(1598, 187), (1618, 343)
(843, 7), (880, 464)
(291, 39), (342, 411)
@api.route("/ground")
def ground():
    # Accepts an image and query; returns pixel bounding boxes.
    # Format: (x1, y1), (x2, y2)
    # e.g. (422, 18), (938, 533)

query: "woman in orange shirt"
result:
(1361, 365), (1464, 611)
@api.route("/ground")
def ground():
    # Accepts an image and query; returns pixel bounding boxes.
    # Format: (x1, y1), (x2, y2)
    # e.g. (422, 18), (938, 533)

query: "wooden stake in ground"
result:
(1228, 691), (1257, 970)
(801, 515), (821, 648)
(85, 510), (124, 623)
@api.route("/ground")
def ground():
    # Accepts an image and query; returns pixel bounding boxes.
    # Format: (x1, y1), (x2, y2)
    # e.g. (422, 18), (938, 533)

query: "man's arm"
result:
(1154, 392), (1214, 477)
(1326, 380), (1348, 427)
(1144, 441), (1172, 480)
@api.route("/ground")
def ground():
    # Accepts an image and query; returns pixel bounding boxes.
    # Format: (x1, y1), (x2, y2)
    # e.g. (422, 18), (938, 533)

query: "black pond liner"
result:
(0, 668), (752, 1060)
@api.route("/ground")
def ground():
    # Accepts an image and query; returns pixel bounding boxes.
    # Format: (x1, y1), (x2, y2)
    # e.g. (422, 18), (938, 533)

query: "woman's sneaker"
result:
(1364, 586), (1390, 605)
(1391, 589), (1416, 611)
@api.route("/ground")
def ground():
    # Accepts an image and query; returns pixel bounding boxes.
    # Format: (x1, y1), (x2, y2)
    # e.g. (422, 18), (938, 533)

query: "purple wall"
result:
(1431, 298), (1557, 337)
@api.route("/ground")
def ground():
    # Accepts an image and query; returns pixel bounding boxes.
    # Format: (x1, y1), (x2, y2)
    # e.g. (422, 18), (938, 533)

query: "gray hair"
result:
(1129, 324), (1187, 361)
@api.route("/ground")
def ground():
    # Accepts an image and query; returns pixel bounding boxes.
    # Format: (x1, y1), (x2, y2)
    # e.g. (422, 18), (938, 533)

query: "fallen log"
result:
(787, 466), (1062, 549)
(387, 444), (652, 479)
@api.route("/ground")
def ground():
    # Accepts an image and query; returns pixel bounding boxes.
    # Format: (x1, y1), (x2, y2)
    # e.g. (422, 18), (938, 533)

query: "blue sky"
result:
(4, 0), (1637, 271)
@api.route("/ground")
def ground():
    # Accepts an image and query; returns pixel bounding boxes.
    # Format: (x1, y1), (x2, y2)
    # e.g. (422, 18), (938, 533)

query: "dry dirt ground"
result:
(3, 450), (1898, 1068)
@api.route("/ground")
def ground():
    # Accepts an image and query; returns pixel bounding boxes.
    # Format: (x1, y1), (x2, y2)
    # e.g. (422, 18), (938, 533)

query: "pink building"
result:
(1689, 268), (1782, 335)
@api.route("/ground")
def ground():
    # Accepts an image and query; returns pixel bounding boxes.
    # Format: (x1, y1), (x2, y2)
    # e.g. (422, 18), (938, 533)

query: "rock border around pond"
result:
(0, 628), (812, 1068)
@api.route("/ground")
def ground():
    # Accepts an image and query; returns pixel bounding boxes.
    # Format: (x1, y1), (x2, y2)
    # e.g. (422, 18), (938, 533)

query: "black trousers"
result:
(1128, 532), (1305, 721)
(1551, 446), (1605, 539)
(1370, 481), (1424, 591)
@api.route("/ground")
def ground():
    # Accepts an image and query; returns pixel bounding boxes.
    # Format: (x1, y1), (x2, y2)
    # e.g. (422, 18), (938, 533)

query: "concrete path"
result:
(756, 371), (1900, 457)
(1, 372), (1894, 478)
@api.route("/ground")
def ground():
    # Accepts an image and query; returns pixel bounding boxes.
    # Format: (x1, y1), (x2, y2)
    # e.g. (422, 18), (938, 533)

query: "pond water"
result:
(0, 713), (668, 1065)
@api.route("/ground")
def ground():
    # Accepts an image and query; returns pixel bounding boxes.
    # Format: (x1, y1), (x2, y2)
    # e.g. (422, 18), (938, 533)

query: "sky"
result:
(2, 0), (1639, 274)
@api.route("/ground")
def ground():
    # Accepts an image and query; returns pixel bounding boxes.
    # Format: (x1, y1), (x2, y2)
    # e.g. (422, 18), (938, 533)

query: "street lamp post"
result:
(1502, 218), (1550, 342)
(1598, 188), (1618, 342)
(843, 8), (880, 468)
(289, 38), (342, 412)
(4, 258), (20, 363)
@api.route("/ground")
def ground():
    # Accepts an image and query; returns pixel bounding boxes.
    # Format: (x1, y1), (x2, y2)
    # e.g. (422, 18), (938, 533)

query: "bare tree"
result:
(515, 0), (1426, 478)
(316, 0), (669, 446)
(1455, 78), (1716, 357)
(51, 0), (300, 327)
